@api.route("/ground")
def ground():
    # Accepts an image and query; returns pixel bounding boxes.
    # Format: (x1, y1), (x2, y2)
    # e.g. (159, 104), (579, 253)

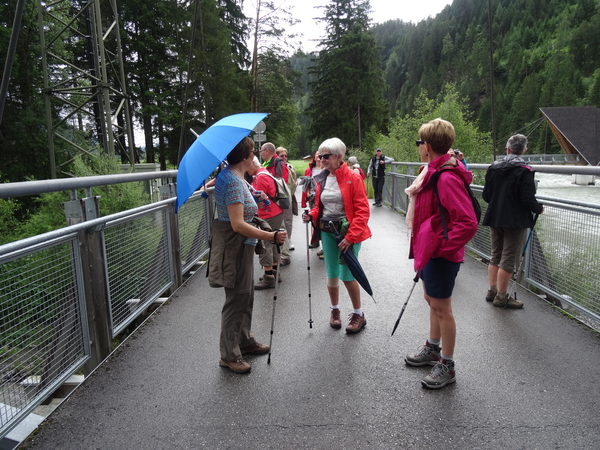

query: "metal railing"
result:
(384, 163), (600, 326)
(0, 172), (213, 440)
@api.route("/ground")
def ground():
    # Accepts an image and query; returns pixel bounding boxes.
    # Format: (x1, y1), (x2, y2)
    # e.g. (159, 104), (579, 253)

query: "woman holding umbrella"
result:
(404, 119), (478, 389)
(302, 138), (371, 333)
(207, 136), (287, 374)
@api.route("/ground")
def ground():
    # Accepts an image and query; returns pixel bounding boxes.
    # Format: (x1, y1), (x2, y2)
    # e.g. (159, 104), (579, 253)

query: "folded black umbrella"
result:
(328, 221), (375, 302)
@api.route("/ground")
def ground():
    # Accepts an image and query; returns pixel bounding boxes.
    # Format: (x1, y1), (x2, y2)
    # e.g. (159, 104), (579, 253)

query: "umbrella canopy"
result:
(176, 112), (268, 212)
(328, 221), (375, 301)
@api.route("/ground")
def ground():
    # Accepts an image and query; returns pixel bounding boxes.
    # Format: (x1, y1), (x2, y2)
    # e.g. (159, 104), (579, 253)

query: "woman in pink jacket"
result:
(302, 138), (371, 334)
(405, 119), (478, 390)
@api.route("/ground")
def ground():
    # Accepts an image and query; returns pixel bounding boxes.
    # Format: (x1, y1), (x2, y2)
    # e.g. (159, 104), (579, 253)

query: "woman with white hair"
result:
(347, 156), (366, 180)
(302, 138), (371, 333)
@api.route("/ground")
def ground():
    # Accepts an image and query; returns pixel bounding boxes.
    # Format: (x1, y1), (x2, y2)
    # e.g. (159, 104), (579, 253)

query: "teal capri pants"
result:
(320, 230), (362, 281)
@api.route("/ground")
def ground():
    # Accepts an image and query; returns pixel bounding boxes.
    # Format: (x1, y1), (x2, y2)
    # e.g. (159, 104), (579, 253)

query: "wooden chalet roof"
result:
(540, 106), (600, 166)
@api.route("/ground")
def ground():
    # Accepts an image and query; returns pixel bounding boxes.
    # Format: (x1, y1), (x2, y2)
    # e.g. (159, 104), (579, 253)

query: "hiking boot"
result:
(219, 358), (251, 374)
(260, 271), (282, 283)
(309, 243), (319, 249)
(493, 293), (524, 309)
(330, 308), (342, 329)
(345, 313), (366, 334)
(239, 341), (270, 355)
(421, 358), (455, 389)
(506, 296), (524, 309)
(485, 289), (497, 302)
(317, 249), (324, 257)
(255, 274), (275, 290)
(405, 341), (441, 367)
(280, 257), (291, 266)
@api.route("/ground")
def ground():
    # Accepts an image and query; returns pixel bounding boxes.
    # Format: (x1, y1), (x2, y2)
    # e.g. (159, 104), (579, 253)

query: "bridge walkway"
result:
(22, 206), (600, 449)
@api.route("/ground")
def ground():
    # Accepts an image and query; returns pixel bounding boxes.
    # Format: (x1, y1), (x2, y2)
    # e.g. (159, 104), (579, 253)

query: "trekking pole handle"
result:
(274, 228), (286, 253)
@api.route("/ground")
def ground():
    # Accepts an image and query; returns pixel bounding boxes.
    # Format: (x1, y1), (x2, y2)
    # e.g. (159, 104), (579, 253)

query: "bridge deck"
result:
(22, 206), (600, 449)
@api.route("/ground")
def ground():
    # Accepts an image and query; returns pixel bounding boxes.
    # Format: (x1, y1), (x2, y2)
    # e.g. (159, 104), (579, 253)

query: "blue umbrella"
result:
(175, 112), (268, 212)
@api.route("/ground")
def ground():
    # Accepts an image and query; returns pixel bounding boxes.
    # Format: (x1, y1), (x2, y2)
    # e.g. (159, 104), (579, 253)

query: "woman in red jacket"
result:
(302, 138), (371, 333)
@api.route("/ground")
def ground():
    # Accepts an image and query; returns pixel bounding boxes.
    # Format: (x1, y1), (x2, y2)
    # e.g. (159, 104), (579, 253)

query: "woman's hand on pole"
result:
(302, 213), (311, 223)
(273, 230), (287, 244)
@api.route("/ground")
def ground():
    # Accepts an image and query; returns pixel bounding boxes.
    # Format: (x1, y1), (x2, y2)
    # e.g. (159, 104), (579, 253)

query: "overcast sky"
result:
(245, 0), (454, 53)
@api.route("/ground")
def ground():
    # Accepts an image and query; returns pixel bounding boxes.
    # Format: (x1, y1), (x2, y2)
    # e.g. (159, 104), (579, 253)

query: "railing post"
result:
(64, 193), (112, 375)
(161, 182), (182, 293)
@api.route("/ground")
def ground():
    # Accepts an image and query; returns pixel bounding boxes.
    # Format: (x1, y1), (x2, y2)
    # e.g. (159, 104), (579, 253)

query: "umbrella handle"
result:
(328, 220), (341, 239)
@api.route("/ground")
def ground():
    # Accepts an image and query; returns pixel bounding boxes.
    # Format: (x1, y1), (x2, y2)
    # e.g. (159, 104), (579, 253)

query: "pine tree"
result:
(307, 0), (386, 150)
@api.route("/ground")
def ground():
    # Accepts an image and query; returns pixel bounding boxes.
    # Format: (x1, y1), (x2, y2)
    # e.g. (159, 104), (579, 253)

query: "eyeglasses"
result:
(280, 154), (287, 158)
(252, 149), (258, 154)
(318, 153), (334, 160)
(415, 140), (425, 147)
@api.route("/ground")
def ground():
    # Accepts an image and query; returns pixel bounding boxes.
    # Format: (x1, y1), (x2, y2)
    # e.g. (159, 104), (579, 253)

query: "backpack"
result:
(429, 169), (481, 240)
(257, 171), (291, 209)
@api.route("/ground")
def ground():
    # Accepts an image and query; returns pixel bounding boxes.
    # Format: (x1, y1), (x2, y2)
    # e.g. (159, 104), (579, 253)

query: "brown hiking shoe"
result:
(485, 289), (497, 302)
(219, 358), (251, 374)
(493, 293), (524, 309)
(506, 297), (524, 309)
(345, 313), (367, 334)
(255, 274), (275, 290)
(330, 308), (342, 329)
(260, 271), (282, 283)
(240, 341), (270, 355)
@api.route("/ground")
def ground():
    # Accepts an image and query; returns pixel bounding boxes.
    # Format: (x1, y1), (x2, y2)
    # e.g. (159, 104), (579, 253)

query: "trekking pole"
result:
(305, 210), (314, 329)
(391, 273), (420, 336)
(268, 229), (285, 364)
(509, 213), (540, 305)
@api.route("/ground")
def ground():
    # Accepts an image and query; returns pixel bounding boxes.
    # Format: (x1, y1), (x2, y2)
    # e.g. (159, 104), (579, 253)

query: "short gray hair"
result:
(318, 137), (346, 157)
(251, 156), (261, 167)
(347, 156), (358, 165)
(507, 134), (528, 155)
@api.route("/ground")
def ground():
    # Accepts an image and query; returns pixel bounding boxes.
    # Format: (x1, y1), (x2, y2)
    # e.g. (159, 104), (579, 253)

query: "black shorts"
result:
(419, 258), (461, 299)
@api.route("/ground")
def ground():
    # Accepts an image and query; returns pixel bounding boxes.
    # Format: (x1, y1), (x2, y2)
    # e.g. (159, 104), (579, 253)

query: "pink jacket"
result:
(410, 154), (478, 271)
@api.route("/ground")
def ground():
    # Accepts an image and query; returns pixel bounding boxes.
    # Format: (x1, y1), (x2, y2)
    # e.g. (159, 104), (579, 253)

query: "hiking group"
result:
(207, 118), (542, 390)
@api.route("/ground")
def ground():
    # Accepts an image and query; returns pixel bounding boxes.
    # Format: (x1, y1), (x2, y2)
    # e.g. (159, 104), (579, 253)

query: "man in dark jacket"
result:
(366, 148), (394, 207)
(482, 134), (544, 309)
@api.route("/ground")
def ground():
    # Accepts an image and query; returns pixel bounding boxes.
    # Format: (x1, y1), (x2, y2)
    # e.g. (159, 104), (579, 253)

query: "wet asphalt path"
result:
(23, 205), (600, 449)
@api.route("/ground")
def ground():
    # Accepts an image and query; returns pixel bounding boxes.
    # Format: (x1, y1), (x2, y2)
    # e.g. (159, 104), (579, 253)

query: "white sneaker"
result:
(289, 242), (295, 251)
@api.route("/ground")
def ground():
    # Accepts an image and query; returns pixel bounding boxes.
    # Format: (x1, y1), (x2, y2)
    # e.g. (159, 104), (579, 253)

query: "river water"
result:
(535, 173), (600, 205)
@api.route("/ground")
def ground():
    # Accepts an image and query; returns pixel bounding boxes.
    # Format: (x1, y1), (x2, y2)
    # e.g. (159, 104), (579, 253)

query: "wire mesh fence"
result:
(0, 236), (89, 438)
(177, 193), (211, 274)
(104, 206), (174, 337)
(527, 200), (600, 320)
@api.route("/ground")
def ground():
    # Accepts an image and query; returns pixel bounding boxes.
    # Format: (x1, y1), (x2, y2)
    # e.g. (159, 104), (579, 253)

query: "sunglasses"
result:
(415, 140), (425, 147)
(318, 153), (334, 160)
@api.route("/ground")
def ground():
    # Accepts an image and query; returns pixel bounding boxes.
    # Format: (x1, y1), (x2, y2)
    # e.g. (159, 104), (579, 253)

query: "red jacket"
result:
(308, 162), (371, 244)
(252, 168), (283, 219)
(265, 155), (289, 183)
(410, 153), (478, 271)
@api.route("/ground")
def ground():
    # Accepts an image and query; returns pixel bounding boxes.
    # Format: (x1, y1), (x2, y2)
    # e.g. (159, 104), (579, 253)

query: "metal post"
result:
(0, 0), (26, 126)
(63, 196), (113, 375)
(488, 0), (497, 161)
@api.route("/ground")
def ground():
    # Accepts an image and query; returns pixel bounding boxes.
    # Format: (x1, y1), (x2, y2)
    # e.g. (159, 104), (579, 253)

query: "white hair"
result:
(347, 156), (358, 165)
(318, 137), (346, 157)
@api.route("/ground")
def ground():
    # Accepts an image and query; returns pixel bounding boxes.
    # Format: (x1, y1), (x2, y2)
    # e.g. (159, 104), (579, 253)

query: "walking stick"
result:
(391, 273), (420, 336)
(508, 213), (540, 305)
(305, 210), (314, 329)
(268, 230), (285, 365)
